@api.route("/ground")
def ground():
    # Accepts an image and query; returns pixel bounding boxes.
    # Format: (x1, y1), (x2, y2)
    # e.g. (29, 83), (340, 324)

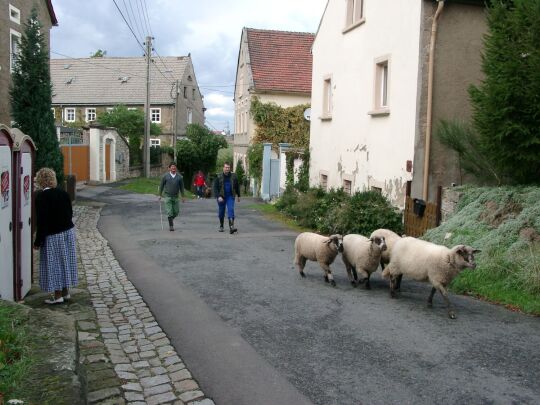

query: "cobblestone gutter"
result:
(74, 205), (214, 405)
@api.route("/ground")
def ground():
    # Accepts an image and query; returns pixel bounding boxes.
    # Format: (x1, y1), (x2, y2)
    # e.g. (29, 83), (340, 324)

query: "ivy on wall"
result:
(250, 97), (310, 148)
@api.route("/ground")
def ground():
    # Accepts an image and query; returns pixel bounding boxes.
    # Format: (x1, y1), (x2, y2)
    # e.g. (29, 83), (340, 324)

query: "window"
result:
(244, 111), (248, 133)
(192, 88), (196, 100)
(371, 186), (382, 194)
(344, 0), (364, 32)
(183, 86), (187, 98)
(150, 138), (161, 147)
(322, 76), (332, 119)
(9, 4), (21, 24)
(187, 108), (193, 124)
(320, 174), (328, 191)
(343, 179), (352, 195)
(127, 107), (137, 111)
(369, 56), (391, 116)
(106, 107), (114, 113)
(65, 108), (76, 122)
(85, 108), (96, 122)
(10, 29), (21, 72)
(150, 108), (161, 123)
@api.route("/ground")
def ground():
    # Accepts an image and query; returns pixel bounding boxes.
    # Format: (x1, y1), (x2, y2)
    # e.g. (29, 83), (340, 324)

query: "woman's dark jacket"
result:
(34, 188), (74, 247)
(212, 172), (240, 198)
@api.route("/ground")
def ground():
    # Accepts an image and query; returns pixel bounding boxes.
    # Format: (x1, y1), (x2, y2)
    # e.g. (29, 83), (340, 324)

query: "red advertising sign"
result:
(1, 170), (9, 209)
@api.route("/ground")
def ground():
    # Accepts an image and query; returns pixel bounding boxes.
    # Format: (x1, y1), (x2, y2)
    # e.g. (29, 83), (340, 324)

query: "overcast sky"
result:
(50, 0), (327, 132)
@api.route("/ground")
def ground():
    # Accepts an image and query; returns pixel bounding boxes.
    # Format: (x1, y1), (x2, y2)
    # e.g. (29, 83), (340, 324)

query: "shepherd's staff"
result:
(158, 185), (164, 231)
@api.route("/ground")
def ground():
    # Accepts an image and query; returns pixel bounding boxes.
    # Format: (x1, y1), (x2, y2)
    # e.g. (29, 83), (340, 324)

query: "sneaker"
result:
(45, 296), (64, 305)
(63, 294), (71, 300)
(219, 226), (224, 232)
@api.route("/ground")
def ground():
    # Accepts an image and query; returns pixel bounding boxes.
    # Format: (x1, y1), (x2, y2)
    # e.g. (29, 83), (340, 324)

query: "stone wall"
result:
(441, 187), (465, 223)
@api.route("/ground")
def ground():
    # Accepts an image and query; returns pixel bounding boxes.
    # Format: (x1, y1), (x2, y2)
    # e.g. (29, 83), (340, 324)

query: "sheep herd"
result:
(294, 229), (480, 319)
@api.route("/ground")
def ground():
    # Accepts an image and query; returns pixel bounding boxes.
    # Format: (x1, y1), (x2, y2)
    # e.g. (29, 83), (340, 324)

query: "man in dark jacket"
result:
(212, 162), (240, 233)
(159, 162), (185, 231)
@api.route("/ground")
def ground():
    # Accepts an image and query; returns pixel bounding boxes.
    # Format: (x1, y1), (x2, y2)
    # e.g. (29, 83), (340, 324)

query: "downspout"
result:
(422, 0), (445, 201)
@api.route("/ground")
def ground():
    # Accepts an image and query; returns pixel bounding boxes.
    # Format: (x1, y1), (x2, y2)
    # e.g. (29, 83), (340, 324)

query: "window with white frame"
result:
(85, 108), (96, 122)
(9, 4), (21, 24)
(322, 76), (332, 118)
(150, 108), (161, 123)
(150, 138), (161, 147)
(65, 108), (76, 122)
(106, 107), (114, 113)
(371, 56), (391, 114)
(187, 108), (193, 124)
(10, 29), (21, 72)
(345, 0), (364, 29)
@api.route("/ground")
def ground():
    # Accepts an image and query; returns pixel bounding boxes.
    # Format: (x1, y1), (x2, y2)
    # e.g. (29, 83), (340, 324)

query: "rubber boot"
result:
(219, 217), (224, 232)
(229, 218), (237, 234)
(168, 217), (174, 231)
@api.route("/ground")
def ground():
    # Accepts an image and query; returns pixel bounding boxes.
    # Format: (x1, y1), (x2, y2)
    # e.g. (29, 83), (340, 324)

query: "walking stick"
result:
(158, 186), (164, 230)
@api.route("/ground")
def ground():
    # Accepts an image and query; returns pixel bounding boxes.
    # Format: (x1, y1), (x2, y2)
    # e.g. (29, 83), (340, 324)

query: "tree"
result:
(469, 0), (540, 184)
(246, 143), (264, 191)
(235, 159), (246, 193)
(91, 49), (107, 58)
(10, 7), (63, 182)
(98, 105), (161, 166)
(176, 124), (227, 184)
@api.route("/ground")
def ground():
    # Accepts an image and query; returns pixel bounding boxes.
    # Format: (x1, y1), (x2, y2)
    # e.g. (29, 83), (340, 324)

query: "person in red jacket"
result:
(193, 170), (207, 199)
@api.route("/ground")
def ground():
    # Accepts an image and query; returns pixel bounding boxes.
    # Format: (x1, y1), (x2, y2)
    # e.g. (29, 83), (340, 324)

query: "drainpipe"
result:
(422, 0), (445, 201)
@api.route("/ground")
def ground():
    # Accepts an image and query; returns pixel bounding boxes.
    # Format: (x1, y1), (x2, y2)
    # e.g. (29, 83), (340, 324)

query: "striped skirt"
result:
(39, 227), (78, 292)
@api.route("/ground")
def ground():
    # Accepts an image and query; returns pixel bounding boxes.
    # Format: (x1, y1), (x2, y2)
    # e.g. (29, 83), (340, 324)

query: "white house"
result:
(309, 0), (486, 207)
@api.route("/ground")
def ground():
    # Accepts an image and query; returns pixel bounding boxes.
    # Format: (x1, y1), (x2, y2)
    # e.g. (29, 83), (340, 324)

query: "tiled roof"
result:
(246, 28), (314, 94)
(50, 56), (190, 105)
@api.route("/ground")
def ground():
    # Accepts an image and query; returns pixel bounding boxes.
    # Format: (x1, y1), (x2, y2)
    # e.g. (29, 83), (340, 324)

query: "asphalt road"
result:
(80, 185), (540, 405)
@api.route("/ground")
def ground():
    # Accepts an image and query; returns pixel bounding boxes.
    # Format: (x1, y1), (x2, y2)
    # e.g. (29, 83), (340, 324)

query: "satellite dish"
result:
(303, 108), (311, 121)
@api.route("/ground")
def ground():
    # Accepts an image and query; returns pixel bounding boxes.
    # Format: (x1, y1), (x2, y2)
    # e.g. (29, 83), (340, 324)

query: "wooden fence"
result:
(403, 184), (442, 237)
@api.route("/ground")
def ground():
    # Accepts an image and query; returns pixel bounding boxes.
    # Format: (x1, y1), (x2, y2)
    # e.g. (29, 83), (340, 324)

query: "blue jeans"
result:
(218, 196), (235, 219)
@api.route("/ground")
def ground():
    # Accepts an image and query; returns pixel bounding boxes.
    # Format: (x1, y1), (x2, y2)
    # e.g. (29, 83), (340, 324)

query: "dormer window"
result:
(118, 76), (130, 83)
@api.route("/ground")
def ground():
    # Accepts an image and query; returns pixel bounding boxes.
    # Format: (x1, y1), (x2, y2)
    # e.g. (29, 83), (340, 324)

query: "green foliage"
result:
(469, 0), (540, 184)
(235, 159), (246, 191)
(176, 124), (227, 183)
(247, 143), (264, 184)
(90, 49), (107, 58)
(275, 188), (403, 236)
(250, 97), (310, 148)
(215, 144), (233, 172)
(0, 304), (32, 402)
(9, 8), (64, 183)
(423, 186), (540, 314)
(98, 105), (161, 166)
(295, 148), (310, 192)
(436, 119), (502, 184)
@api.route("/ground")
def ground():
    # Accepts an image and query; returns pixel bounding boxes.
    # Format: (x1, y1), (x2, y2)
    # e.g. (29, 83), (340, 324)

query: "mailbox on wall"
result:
(12, 128), (36, 301)
(0, 125), (15, 300)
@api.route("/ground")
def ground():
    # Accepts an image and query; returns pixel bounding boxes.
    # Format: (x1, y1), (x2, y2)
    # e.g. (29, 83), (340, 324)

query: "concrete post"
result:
(261, 143), (272, 201)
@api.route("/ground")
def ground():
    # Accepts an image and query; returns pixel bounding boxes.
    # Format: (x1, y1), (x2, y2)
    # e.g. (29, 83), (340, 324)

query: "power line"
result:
(126, 0), (146, 42)
(141, 0), (154, 37)
(112, 0), (146, 54)
(137, 0), (151, 38)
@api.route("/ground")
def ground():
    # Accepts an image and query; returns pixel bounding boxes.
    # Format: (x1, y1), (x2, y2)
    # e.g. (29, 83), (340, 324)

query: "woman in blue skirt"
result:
(34, 168), (78, 304)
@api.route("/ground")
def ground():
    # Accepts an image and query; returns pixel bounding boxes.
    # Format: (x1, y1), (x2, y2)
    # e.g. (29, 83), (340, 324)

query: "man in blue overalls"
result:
(212, 162), (241, 233)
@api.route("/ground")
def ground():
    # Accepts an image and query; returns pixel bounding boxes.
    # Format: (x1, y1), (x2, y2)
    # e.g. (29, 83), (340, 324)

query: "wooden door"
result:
(61, 145), (90, 181)
(105, 143), (111, 181)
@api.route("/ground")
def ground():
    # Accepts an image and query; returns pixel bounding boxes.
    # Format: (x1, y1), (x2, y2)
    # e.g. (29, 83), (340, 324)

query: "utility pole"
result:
(173, 79), (180, 162)
(143, 36), (152, 178)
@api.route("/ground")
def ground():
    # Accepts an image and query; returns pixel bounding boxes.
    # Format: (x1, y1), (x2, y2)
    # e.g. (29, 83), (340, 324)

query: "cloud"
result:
(50, 0), (327, 131)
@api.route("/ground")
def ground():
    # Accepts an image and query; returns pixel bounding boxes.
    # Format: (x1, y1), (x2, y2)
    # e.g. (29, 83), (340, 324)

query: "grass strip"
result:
(118, 177), (195, 198)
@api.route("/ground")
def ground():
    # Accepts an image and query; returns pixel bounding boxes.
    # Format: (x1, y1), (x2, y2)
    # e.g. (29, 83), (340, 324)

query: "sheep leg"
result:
(435, 285), (456, 319)
(320, 263), (336, 287)
(295, 256), (307, 278)
(389, 276), (397, 298)
(364, 273), (371, 290)
(351, 266), (359, 287)
(395, 274), (403, 291)
(427, 287), (437, 307)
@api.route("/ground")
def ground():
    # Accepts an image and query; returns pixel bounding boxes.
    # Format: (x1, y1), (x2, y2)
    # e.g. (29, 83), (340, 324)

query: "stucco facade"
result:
(0, 0), (56, 125)
(309, 0), (486, 207)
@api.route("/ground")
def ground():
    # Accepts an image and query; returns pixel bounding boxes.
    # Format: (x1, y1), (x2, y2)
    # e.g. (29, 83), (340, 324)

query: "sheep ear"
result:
(324, 238), (332, 244)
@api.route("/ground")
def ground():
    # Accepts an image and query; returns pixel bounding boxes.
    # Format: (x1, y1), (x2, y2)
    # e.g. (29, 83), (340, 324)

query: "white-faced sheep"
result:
(370, 228), (403, 288)
(381, 237), (480, 319)
(342, 234), (387, 289)
(294, 233), (344, 286)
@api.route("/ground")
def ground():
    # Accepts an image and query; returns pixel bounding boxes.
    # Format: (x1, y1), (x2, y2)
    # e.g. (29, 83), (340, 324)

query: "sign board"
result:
(1, 168), (9, 209)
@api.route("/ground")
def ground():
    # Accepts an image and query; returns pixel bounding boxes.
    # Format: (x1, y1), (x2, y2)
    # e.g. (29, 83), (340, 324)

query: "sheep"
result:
(341, 234), (387, 289)
(381, 237), (480, 319)
(370, 228), (403, 289)
(294, 233), (344, 286)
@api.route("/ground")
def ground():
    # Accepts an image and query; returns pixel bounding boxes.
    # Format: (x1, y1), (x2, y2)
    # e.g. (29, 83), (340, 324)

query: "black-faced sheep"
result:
(342, 234), (387, 289)
(294, 233), (344, 286)
(381, 237), (480, 319)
